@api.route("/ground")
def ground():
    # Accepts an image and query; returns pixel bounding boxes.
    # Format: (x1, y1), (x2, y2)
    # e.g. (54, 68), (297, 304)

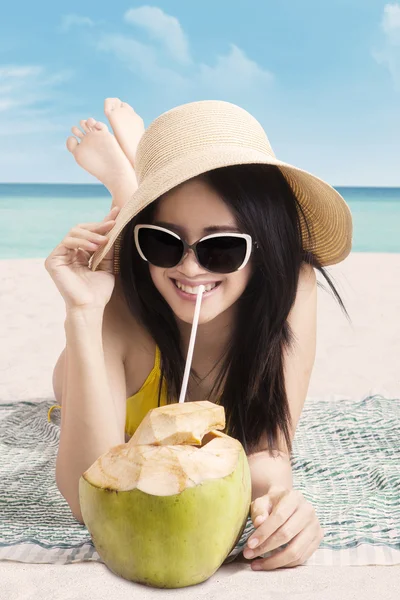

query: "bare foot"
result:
(104, 98), (145, 169)
(66, 118), (137, 195)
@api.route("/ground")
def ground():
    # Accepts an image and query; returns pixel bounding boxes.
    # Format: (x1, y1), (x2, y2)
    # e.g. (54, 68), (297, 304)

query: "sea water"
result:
(0, 183), (399, 259)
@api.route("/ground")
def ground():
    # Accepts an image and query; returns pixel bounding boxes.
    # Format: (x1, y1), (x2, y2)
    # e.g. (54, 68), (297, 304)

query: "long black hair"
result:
(118, 164), (351, 457)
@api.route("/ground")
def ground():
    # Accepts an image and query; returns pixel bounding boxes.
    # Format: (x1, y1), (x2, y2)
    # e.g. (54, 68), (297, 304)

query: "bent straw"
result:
(178, 285), (205, 404)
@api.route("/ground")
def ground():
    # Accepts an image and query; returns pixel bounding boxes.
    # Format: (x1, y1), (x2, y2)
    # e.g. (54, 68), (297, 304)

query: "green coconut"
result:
(78, 400), (251, 588)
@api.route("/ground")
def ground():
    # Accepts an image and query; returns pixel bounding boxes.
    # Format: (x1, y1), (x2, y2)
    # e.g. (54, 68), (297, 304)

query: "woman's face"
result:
(147, 177), (253, 325)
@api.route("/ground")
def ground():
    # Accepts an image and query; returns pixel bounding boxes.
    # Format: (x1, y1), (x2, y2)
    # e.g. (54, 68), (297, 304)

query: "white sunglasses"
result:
(134, 224), (255, 274)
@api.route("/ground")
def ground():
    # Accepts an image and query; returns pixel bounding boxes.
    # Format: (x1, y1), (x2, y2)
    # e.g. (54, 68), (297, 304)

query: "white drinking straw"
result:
(178, 285), (205, 404)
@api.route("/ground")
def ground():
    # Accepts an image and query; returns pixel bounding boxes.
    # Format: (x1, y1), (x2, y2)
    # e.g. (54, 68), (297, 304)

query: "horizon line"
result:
(0, 182), (399, 189)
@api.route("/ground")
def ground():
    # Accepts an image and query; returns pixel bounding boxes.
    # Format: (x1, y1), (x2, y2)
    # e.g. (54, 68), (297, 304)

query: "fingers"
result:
(62, 207), (120, 252)
(251, 523), (320, 570)
(75, 206), (120, 228)
(250, 495), (272, 528)
(64, 234), (107, 253)
(66, 226), (109, 251)
(102, 206), (120, 222)
(246, 489), (300, 556)
(248, 500), (312, 557)
(283, 528), (324, 568)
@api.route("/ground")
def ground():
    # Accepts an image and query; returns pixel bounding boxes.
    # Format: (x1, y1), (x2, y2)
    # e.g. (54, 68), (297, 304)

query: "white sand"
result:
(0, 252), (399, 599)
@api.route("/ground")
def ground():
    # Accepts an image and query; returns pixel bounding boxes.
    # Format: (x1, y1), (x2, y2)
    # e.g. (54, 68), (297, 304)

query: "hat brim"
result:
(90, 146), (352, 272)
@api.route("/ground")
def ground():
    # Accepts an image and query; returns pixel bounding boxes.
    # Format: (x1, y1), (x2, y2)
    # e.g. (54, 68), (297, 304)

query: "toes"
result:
(87, 117), (107, 132)
(94, 121), (108, 131)
(121, 101), (135, 112)
(80, 119), (91, 133)
(71, 126), (84, 139)
(104, 97), (121, 116)
(66, 136), (79, 153)
(88, 119), (108, 131)
(86, 117), (108, 131)
(87, 117), (97, 128)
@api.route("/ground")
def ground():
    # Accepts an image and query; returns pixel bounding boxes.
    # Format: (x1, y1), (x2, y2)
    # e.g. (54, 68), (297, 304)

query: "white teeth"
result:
(175, 281), (218, 294)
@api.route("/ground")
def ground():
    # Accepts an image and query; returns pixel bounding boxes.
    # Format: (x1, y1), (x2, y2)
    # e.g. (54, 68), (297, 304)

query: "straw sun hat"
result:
(89, 100), (352, 274)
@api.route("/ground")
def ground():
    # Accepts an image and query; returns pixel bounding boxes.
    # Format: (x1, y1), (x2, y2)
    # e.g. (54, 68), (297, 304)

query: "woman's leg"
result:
(103, 98), (145, 170)
(66, 100), (143, 210)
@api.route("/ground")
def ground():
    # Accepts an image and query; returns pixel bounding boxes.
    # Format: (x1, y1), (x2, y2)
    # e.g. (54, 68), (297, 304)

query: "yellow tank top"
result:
(124, 345), (168, 436)
(47, 346), (227, 437)
(47, 346), (168, 437)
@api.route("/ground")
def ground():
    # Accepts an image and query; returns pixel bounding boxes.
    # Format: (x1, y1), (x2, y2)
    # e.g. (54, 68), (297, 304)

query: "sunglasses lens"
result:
(197, 237), (247, 273)
(137, 228), (183, 268)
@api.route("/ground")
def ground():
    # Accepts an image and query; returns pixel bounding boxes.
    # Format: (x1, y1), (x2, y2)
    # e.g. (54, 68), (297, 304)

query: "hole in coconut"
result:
(193, 430), (226, 448)
(193, 431), (224, 448)
(193, 432), (217, 448)
(201, 431), (217, 446)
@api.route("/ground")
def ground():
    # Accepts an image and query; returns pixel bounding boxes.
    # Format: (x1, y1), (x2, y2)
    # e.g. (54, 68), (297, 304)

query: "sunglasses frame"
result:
(134, 224), (255, 273)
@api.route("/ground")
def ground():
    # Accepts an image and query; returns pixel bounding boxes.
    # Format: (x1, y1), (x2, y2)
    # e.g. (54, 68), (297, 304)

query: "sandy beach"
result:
(1, 252), (399, 402)
(0, 251), (399, 599)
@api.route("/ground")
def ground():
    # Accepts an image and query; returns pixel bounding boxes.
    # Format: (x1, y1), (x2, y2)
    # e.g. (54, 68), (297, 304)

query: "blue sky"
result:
(0, 0), (399, 185)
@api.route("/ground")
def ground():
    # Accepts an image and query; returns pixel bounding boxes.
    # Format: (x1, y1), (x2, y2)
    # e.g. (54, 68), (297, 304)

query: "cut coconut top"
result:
(128, 400), (226, 447)
(82, 434), (242, 495)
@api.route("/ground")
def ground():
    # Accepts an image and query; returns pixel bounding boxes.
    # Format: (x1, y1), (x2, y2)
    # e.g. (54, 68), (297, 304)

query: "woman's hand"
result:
(243, 486), (324, 570)
(44, 206), (121, 311)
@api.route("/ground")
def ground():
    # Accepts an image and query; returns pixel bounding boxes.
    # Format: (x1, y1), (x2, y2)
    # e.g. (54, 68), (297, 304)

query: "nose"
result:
(177, 249), (205, 277)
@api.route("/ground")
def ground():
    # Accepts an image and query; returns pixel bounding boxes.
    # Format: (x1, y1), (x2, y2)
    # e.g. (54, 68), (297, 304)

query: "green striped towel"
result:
(0, 395), (399, 567)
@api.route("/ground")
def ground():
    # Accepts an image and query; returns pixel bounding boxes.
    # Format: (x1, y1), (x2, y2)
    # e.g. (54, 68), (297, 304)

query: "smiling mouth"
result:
(172, 280), (222, 295)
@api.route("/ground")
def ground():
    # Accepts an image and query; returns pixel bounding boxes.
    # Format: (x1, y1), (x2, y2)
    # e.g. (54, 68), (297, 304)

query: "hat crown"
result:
(135, 100), (275, 183)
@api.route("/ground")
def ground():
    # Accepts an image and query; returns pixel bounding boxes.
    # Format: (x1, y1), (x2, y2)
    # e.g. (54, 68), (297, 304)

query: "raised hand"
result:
(44, 206), (121, 311)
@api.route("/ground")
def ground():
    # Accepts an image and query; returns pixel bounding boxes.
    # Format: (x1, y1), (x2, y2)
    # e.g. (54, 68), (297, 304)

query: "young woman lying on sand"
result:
(45, 98), (352, 570)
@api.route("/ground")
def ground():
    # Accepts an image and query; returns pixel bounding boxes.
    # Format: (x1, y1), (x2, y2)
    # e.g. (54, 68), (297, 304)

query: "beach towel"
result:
(0, 394), (399, 567)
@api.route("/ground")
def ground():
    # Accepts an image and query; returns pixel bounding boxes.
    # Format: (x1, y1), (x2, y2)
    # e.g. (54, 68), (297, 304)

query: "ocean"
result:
(0, 183), (399, 259)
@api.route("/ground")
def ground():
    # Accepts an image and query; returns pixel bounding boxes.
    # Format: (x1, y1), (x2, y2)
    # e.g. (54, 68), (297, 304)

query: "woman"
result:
(46, 99), (352, 570)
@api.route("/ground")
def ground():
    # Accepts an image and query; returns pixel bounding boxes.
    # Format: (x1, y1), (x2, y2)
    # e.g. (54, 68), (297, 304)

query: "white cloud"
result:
(124, 6), (191, 65)
(0, 119), (66, 136)
(0, 66), (46, 112)
(0, 100), (13, 111)
(373, 3), (400, 89)
(382, 3), (400, 39)
(96, 7), (273, 102)
(0, 64), (73, 131)
(97, 34), (187, 87)
(0, 66), (43, 78)
(57, 6), (272, 102)
(197, 44), (273, 94)
(60, 14), (94, 33)
(0, 65), (44, 112)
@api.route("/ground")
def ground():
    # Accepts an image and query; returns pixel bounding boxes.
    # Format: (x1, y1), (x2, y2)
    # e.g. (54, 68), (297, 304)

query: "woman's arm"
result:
(248, 451), (293, 502)
(248, 263), (317, 499)
(56, 307), (127, 524)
